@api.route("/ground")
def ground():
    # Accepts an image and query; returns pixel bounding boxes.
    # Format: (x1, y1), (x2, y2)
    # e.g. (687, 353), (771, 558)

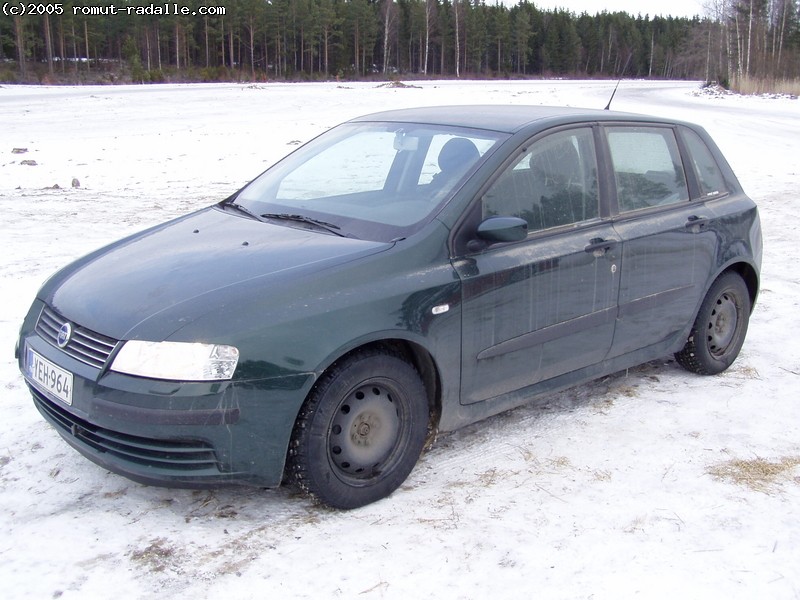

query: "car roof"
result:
(349, 105), (688, 134)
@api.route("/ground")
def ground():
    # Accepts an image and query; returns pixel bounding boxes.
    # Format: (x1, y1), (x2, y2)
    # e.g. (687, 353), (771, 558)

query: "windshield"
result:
(233, 122), (506, 241)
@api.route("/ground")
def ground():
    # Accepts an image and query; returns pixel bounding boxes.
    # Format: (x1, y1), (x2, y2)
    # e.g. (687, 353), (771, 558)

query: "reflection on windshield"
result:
(235, 122), (506, 241)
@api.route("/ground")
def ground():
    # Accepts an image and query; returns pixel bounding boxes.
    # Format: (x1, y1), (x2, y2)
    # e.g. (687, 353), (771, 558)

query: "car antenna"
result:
(604, 78), (622, 110)
(604, 54), (632, 110)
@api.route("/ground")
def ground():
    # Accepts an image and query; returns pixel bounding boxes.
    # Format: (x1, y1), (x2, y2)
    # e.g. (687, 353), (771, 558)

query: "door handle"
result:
(584, 238), (618, 256)
(685, 215), (709, 232)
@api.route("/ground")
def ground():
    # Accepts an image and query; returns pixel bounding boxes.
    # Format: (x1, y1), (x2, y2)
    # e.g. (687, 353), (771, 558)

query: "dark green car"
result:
(17, 106), (762, 509)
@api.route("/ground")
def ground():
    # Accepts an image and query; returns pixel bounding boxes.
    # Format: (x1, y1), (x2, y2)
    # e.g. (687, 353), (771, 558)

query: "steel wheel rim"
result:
(706, 290), (739, 357)
(329, 382), (402, 480)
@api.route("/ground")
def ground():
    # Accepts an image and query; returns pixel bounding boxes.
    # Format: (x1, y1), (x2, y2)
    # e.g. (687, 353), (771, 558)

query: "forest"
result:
(2, 0), (799, 92)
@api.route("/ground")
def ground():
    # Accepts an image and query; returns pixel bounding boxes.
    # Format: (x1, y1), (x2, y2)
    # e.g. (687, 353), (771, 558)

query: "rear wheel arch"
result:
(726, 261), (759, 311)
(675, 268), (753, 375)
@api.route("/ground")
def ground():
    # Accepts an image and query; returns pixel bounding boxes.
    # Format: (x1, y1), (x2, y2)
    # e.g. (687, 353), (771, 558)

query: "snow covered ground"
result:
(1, 80), (798, 599)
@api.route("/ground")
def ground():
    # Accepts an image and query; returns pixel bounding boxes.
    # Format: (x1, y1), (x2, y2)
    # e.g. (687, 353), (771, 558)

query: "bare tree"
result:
(84, 19), (91, 72)
(773, 0), (791, 74)
(382, 0), (395, 74)
(14, 17), (27, 79)
(746, 0), (754, 75)
(454, 0), (461, 77)
(43, 15), (55, 76)
(423, 0), (436, 75)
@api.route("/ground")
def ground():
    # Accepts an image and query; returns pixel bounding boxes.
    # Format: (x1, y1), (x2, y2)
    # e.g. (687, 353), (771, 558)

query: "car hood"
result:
(43, 207), (390, 340)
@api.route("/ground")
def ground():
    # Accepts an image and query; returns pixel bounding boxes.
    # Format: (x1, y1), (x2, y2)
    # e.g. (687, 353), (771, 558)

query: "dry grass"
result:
(707, 456), (800, 493)
(592, 469), (612, 482)
(129, 537), (180, 573)
(546, 456), (573, 470)
(730, 75), (800, 96)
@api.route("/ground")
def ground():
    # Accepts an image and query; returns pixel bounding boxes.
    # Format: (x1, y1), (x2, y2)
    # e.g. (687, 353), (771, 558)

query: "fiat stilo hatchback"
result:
(17, 106), (761, 509)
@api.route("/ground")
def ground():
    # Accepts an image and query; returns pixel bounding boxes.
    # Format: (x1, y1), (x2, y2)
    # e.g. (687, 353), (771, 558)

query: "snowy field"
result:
(1, 80), (799, 599)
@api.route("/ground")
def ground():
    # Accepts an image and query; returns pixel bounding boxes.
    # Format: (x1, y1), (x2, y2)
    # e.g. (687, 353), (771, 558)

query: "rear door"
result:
(603, 125), (718, 359)
(453, 127), (620, 404)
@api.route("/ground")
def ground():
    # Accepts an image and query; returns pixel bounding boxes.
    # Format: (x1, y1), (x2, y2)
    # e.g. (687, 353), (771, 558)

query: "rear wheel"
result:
(287, 349), (428, 509)
(675, 272), (751, 375)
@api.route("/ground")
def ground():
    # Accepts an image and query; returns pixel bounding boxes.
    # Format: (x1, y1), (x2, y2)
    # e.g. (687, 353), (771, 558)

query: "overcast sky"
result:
(524, 0), (706, 19)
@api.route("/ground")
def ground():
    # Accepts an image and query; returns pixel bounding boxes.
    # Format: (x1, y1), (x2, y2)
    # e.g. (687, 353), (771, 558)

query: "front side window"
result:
(235, 122), (505, 241)
(606, 126), (689, 212)
(481, 127), (599, 233)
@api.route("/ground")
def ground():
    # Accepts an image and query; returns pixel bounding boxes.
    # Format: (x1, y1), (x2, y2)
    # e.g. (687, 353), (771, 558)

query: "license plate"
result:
(26, 348), (74, 406)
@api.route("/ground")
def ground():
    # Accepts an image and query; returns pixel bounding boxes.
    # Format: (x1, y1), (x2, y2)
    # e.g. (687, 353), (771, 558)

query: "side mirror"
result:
(476, 216), (528, 243)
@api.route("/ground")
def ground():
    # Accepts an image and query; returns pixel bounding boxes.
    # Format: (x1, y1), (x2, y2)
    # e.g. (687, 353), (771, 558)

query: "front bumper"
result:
(29, 383), (237, 486)
(18, 304), (311, 489)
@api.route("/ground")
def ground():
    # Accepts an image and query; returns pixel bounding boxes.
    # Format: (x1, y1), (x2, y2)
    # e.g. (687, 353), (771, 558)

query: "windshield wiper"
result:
(219, 198), (264, 222)
(261, 213), (345, 237)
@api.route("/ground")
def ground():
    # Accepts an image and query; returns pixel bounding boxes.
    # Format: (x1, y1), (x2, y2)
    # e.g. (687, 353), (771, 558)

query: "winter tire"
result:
(287, 349), (428, 509)
(675, 272), (751, 375)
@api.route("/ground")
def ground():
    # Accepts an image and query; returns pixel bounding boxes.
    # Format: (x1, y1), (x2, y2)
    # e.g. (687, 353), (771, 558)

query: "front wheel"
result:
(286, 349), (429, 509)
(675, 272), (751, 375)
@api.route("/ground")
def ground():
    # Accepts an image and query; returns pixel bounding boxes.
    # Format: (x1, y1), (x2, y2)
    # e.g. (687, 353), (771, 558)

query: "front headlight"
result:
(111, 341), (239, 381)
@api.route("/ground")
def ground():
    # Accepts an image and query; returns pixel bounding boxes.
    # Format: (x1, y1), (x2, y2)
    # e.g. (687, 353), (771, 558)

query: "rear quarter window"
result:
(681, 128), (728, 198)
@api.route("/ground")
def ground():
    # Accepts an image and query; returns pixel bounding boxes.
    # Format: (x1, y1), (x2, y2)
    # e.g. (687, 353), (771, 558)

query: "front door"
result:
(454, 127), (620, 405)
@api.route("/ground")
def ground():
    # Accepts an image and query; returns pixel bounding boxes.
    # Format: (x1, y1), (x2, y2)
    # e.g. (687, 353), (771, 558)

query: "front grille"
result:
(35, 305), (118, 369)
(30, 387), (220, 472)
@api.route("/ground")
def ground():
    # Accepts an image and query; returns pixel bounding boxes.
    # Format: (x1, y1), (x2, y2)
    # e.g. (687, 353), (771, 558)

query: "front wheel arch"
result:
(309, 339), (442, 436)
(284, 342), (439, 508)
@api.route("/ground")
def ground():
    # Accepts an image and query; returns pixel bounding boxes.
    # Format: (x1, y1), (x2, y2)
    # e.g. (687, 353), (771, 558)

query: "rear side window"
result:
(682, 128), (728, 197)
(606, 127), (689, 212)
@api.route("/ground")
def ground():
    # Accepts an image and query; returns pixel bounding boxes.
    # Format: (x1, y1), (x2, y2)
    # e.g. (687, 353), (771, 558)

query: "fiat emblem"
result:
(57, 323), (73, 348)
